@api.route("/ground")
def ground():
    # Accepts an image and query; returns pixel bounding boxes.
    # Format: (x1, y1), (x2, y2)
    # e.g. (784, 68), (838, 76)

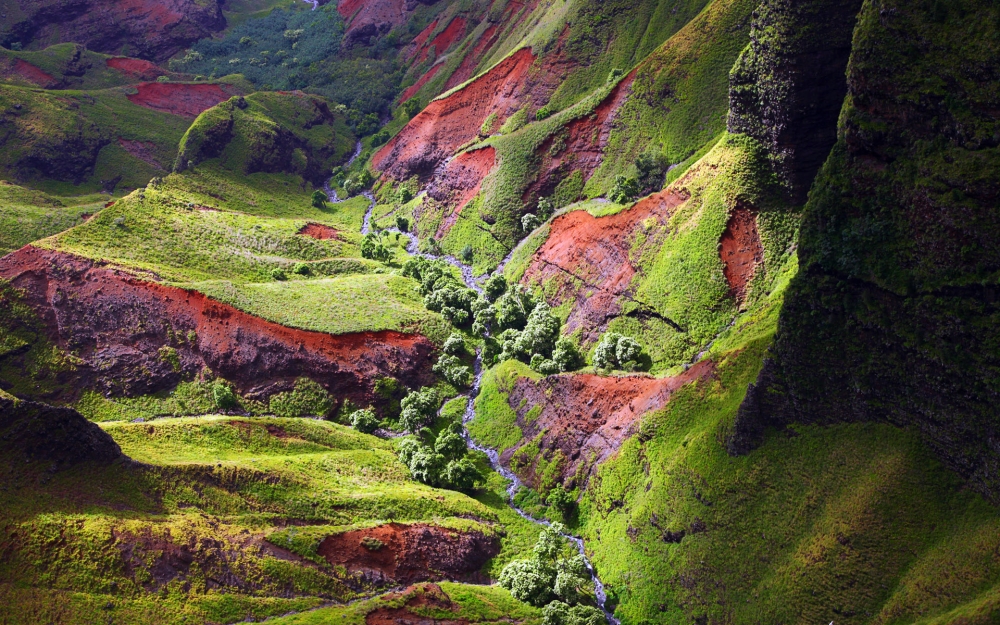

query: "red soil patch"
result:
(522, 70), (636, 209)
(119, 138), (166, 170)
(409, 19), (440, 54)
(126, 82), (232, 119)
(0, 246), (435, 404)
(5, 59), (59, 89)
(373, 48), (538, 181)
(399, 63), (443, 103)
(106, 57), (167, 81)
(317, 523), (497, 586)
(502, 360), (716, 488)
(365, 584), (470, 625)
(413, 17), (468, 64)
(444, 24), (498, 91)
(427, 147), (497, 240)
(298, 223), (342, 240)
(339, 0), (409, 47)
(520, 189), (688, 342)
(719, 203), (763, 302)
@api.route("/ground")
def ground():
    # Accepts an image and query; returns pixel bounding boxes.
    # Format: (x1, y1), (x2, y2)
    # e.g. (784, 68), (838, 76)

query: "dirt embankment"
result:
(338, 0), (410, 47)
(399, 64), (444, 103)
(106, 57), (168, 81)
(372, 48), (538, 181)
(0, 57), (58, 88)
(522, 70), (636, 209)
(411, 17), (468, 64)
(127, 82), (234, 119)
(443, 0), (541, 91)
(298, 223), (343, 241)
(719, 203), (763, 302)
(0, 246), (435, 405)
(317, 523), (498, 587)
(7, 0), (225, 62)
(501, 361), (715, 489)
(520, 189), (689, 343)
(426, 147), (497, 240)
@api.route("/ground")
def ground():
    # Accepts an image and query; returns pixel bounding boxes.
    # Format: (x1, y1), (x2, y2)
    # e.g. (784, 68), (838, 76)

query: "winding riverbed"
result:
(328, 146), (619, 623)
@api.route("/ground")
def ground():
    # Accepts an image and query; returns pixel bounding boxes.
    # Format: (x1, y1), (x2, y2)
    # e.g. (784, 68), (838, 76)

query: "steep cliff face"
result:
(727, 0), (864, 203)
(731, 0), (1000, 500)
(3, 0), (225, 62)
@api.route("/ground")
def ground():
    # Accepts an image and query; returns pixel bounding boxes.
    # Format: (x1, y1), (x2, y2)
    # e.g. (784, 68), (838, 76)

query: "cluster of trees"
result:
(499, 524), (604, 625)
(522, 196), (555, 233)
(398, 422), (483, 492)
(592, 331), (644, 371)
(172, 5), (404, 120)
(361, 230), (395, 262)
(607, 153), (671, 204)
(434, 333), (473, 388)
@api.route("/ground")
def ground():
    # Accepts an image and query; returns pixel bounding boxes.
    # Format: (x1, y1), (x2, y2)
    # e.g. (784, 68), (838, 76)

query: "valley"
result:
(1, 0), (999, 624)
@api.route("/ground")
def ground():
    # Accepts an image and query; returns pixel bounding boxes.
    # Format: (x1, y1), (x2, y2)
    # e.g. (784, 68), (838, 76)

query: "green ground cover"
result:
(0, 181), (106, 255)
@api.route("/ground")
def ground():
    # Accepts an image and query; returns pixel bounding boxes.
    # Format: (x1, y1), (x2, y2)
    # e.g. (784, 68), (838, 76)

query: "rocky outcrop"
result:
(0, 393), (123, 469)
(0, 246), (436, 407)
(727, 0), (865, 202)
(730, 0), (1000, 502)
(3, 0), (225, 63)
(317, 523), (498, 586)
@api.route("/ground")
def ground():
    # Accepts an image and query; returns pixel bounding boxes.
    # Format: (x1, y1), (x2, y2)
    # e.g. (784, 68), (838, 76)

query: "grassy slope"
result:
(0, 82), (192, 193)
(0, 416), (512, 625)
(0, 181), (106, 255)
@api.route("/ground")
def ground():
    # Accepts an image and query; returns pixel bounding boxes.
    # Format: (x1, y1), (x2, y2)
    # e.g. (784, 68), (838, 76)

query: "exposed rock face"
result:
(0, 394), (122, 468)
(730, 1), (1000, 502)
(3, 0), (226, 62)
(0, 246), (436, 407)
(338, 0), (442, 48)
(727, 0), (865, 202)
(501, 361), (715, 489)
(317, 523), (498, 586)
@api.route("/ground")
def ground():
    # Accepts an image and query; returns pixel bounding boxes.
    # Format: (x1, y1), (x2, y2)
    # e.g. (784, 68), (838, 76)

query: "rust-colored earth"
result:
(317, 523), (498, 586)
(106, 57), (167, 81)
(338, 0), (409, 47)
(126, 82), (232, 119)
(444, 24), (497, 91)
(400, 63), (444, 103)
(520, 189), (688, 342)
(298, 223), (343, 241)
(427, 146), (497, 240)
(0, 57), (58, 87)
(0, 246), (435, 405)
(501, 360), (716, 489)
(719, 203), (763, 302)
(413, 17), (468, 64)
(522, 69), (636, 209)
(365, 584), (474, 625)
(373, 48), (537, 181)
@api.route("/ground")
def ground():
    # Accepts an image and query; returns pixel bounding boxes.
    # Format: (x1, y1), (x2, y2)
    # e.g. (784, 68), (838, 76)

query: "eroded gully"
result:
(327, 144), (619, 623)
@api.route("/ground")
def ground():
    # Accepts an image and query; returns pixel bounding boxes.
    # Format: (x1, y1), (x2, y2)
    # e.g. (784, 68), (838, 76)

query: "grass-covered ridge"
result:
(0, 181), (106, 255)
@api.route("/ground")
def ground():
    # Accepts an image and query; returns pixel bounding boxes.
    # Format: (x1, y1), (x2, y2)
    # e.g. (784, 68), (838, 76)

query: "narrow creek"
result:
(327, 147), (620, 623)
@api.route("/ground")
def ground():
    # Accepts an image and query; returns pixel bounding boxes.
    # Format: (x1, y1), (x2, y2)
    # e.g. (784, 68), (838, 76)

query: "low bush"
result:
(350, 408), (380, 434)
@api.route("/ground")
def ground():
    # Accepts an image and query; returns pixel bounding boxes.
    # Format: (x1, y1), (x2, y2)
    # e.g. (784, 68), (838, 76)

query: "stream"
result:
(327, 145), (620, 623)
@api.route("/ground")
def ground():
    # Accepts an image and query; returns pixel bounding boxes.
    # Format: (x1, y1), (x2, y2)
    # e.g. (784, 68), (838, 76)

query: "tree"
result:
(434, 429), (467, 461)
(443, 457), (483, 492)
(636, 152), (669, 195)
(442, 333), (466, 356)
(546, 484), (575, 519)
(402, 98), (421, 119)
(499, 558), (556, 607)
(553, 555), (590, 604)
(311, 189), (327, 208)
(408, 448), (446, 486)
(213, 382), (239, 410)
(483, 274), (507, 301)
(608, 175), (639, 204)
(398, 387), (439, 432)
(395, 214), (410, 231)
(361, 231), (393, 262)
(552, 337), (583, 372)
(593, 332), (645, 371)
(522, 213), (541, 232)
(350, 408), (380, 434)
(434, 354), (473, 388)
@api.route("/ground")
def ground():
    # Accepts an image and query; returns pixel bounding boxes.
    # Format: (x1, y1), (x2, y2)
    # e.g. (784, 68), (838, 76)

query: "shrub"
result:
(292, 262), (310, 275)
(269, 378), (334, 418)
(499, 558), (556, 607)
(397, 189), (413, 205)
(360, 537), (384, 551)
(398, 386), (440, 432)
(350, 408), (380, 434)
(434, 428), (468, 461)
(460, 244), (473, 263)
(546, 484), (575, 520)
(443, 457), (483, 492)
(311, 189), (327, 208)
(271, 268), (287, 281)
(434, 354), (473, 388)
(552, 337), (583, 372)
(636, 153), (670, 195)
(212, 382), (239, 411)
(370, 129), (390, 147)
(543, 602), (604, 625)
(361, 231), (393, 262)
(536, 105), (555, 121)
(592, 332), (645, 371)
(483, 274), (507, 301)
(442, 333), (466, 356)
(608, 175), (640, 204)
(522, 213), (541, 232)
(408, 447), (446, 486)
(402, 98), (421, 119)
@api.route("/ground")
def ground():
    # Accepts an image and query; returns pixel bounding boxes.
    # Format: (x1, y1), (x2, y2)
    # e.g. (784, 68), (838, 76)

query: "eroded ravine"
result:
(337, 171), (621, 623)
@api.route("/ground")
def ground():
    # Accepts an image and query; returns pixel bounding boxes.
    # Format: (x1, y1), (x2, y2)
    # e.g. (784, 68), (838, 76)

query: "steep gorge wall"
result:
(731, 0), (1000, 501)
(727, 0), (864, 202)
